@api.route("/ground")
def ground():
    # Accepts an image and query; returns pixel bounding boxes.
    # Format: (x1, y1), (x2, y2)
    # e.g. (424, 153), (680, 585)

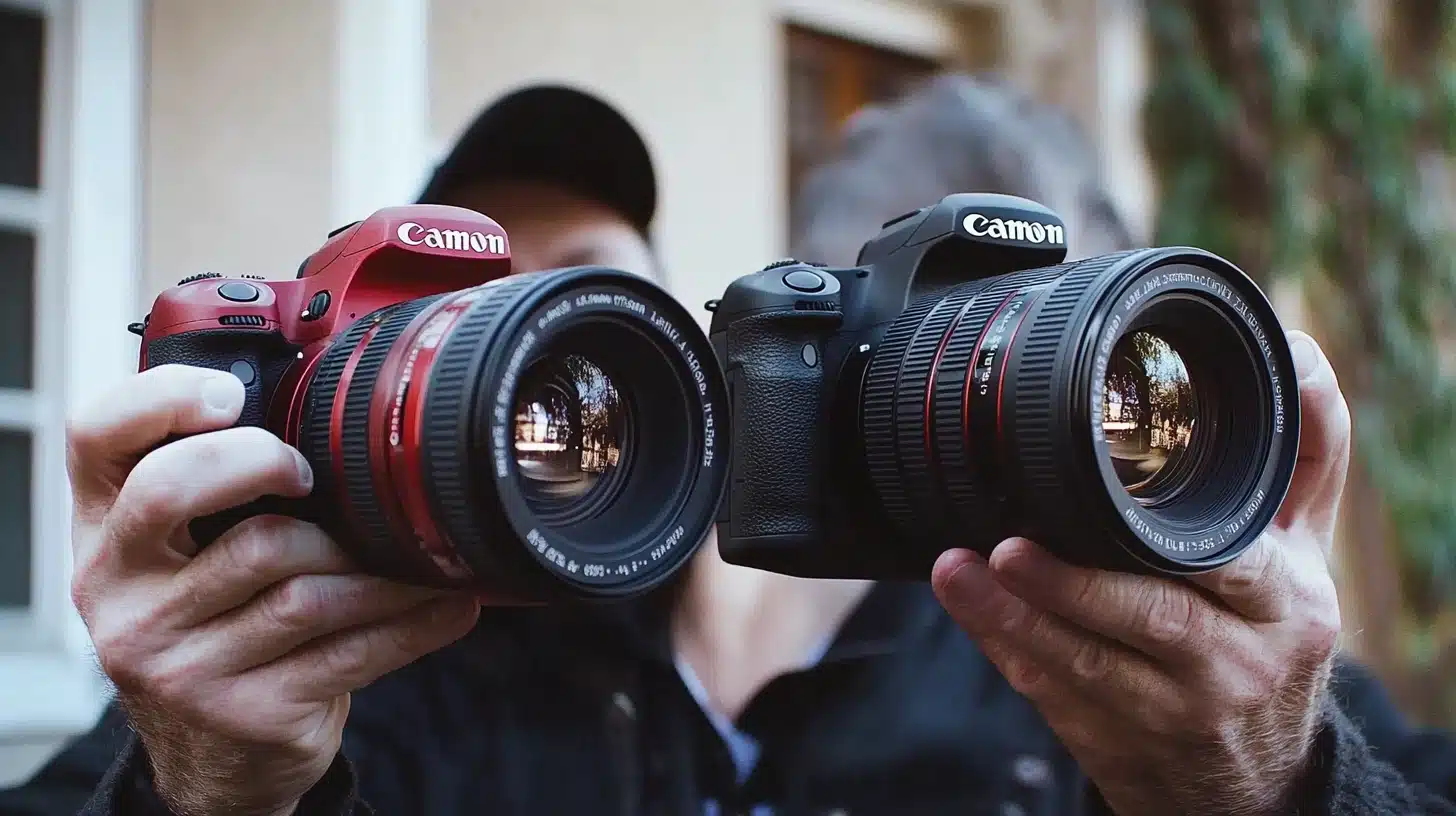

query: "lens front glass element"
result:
(513, 354), (625, 514)
(1101, 329), (1198, 503)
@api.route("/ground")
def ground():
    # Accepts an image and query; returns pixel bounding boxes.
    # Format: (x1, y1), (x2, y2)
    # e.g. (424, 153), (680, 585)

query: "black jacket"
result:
(3, 581), (1455, 815)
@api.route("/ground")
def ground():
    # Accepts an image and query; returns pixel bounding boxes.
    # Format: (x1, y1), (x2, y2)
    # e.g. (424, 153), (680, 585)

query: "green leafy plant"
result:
(1144, 0), (1456, 724)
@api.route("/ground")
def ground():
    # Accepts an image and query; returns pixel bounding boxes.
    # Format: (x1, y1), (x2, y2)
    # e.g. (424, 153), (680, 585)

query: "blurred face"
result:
(444, 181), (657, 279)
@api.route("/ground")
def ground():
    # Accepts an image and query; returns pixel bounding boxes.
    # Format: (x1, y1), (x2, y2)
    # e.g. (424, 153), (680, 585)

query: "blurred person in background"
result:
(3, 76), (1456, 816)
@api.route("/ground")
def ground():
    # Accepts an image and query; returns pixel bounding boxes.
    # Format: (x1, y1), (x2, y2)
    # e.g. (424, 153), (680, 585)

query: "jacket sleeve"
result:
(0, 702), (371, 816)
(1082, 658), (1456, 816)
(1296, 658), (1456, 814)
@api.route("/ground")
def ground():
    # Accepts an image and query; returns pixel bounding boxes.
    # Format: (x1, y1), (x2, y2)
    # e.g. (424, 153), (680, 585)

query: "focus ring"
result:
(299, 306), (393, 527)
(926, 265), (1068, 532)
(338, 295), (446, 568)
(421, 276), (537, 589)
(879, 283), (985, 535)
(1011, 250), (1137, 546)
(861, 294), (944, 527)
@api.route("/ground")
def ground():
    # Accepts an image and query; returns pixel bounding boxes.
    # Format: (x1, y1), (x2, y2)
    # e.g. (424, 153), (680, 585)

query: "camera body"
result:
(137, 205), (513, 553)
(709, 193), (1069, 579)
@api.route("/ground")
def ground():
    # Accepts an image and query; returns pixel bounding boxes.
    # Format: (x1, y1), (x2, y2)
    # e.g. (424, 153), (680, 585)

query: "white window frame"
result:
(0, 0), (144, 777)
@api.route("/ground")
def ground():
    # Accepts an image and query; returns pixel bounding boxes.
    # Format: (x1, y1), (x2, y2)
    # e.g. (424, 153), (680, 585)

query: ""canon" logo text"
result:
(963, 213), (1064, 246)
(397, 222), (507, 255)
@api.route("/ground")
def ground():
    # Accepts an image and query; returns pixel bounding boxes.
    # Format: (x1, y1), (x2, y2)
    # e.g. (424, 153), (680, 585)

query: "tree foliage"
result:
(1144, 0), (1456, 721)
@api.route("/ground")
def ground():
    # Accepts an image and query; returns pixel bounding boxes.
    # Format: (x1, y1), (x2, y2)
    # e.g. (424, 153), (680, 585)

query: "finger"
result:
(163, 517), (352, 626)
(99, 427), (313, 573)
(67, 365), (246, 519)
(1277, 331), (1352, 534)
(263, 593), (481, 701)
(182, 574), (453, 673)
(987, 537), (1235, 664)
(931, 549), (1174, 707)
(1184, 532), (1296, 623)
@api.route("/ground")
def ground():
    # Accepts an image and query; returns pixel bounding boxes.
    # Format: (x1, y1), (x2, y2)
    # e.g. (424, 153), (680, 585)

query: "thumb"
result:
(1276, 330), (1352, 534)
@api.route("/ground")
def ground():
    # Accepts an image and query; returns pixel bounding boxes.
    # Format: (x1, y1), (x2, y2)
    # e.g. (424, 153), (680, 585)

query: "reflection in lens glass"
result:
(1101, 330), (1197, 500)
(512, 354), (623, 508)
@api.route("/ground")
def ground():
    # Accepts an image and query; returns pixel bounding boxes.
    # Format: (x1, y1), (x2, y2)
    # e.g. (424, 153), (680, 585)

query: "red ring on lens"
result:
(369, 289), (486, 582)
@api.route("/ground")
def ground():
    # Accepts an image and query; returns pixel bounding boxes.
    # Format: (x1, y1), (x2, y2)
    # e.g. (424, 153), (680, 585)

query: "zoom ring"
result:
(299, 306), (394, 530)
(926, 265), (1069, 532)
(861, 294), (946, 527)
(339, 295), (447, 575)
(420, 276), (538, 588)
(1009, 250), (1137, 549)
(878, 283), (986, 536)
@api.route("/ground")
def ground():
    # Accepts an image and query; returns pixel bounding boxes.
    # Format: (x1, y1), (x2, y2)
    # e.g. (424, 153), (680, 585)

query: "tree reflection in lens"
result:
(512, 354), (623, 506)
(1101, 330), (1197, 500)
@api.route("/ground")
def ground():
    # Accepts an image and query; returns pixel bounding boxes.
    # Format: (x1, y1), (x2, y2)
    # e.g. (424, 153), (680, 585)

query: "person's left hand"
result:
(932, 329), (1350, 816)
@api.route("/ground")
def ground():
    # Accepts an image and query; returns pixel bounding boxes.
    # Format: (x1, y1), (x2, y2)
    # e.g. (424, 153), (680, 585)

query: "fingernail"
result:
(291, 448), (314, 490)
(201, 373), (244, 415)
(943, 554), (999, 619)
(1289, 332), (1320, 383)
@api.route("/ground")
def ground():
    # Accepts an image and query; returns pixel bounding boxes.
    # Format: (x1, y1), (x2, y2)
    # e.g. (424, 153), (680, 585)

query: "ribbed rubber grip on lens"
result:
(870, 285), (983, 535)
(420, 276), (537, 584)
(299, 306), (394, 525)
(861, 293), (944, 529)
(1009, 251), (1134, 530)
(925, 266), (1067, 527)
(338, 295), (446, 568)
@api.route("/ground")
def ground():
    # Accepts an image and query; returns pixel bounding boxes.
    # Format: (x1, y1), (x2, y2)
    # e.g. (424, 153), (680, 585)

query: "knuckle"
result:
(1140, 584), (1198, 648)
(91, 622), (149, 694)
(1299, 598), (1342, 657)
(225, 517), (289, 574)
(264, 576), (331, 630)
(1070, 638), (1113, 682)
(318, 634), (370, 679)
(1220, 538), (1278, 596)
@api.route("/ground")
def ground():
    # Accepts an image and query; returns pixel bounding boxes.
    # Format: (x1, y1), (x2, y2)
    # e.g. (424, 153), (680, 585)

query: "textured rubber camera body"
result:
(709, 193), (1071, 579)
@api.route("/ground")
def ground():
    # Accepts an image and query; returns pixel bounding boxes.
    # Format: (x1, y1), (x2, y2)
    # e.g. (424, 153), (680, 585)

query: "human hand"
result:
(68, 364), (481, 816)
(932, 330), (1349, 816)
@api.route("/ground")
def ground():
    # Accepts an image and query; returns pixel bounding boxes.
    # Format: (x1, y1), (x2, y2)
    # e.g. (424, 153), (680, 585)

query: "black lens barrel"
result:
(861, 247), (1299, 575)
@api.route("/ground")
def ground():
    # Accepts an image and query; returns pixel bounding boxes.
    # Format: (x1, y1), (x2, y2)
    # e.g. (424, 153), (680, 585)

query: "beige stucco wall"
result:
(430, 0), (786, 328)
(146, 0), (788, 329)
(146, 0), (336, 297)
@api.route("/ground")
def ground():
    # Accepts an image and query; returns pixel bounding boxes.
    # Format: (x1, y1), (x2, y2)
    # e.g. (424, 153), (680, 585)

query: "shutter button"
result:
(218, 282), (260, 303)
(783, 269), (826, 293)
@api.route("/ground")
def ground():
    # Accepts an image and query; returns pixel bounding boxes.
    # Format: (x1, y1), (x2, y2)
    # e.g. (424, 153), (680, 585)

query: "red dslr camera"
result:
(134, 205), (729, 603)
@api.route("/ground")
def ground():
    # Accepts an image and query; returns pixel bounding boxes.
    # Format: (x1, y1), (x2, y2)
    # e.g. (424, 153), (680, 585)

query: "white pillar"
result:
(61, 0), (144, 656)
(333, 0), (432, 226)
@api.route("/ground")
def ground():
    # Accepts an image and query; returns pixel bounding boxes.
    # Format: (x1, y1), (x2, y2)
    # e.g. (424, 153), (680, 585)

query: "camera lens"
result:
(295, 268), (729, 601)
(1101, 329), (1198, 502)
(861, 248), (1299, 574)
(512, 353), (626, 517)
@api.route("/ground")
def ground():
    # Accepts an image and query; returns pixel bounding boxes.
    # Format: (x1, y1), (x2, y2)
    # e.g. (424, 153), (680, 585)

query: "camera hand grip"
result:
(143, 329), (306, 547)
(722, 311), (832, 539)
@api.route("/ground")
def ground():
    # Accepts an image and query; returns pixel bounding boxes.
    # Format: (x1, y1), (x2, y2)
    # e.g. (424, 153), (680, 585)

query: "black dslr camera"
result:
(708, 192), (1301, 579)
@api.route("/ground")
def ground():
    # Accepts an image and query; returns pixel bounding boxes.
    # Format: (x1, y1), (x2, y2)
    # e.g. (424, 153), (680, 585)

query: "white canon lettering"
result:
(396, 222), (506, 255)
(397, 222), (425, 245)
(961, 212), (1066, 246)
(437, 229), (469, 251)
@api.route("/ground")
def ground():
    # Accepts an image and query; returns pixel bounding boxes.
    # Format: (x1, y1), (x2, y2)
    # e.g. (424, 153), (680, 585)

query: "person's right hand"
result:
(68, 364), (482, 816)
